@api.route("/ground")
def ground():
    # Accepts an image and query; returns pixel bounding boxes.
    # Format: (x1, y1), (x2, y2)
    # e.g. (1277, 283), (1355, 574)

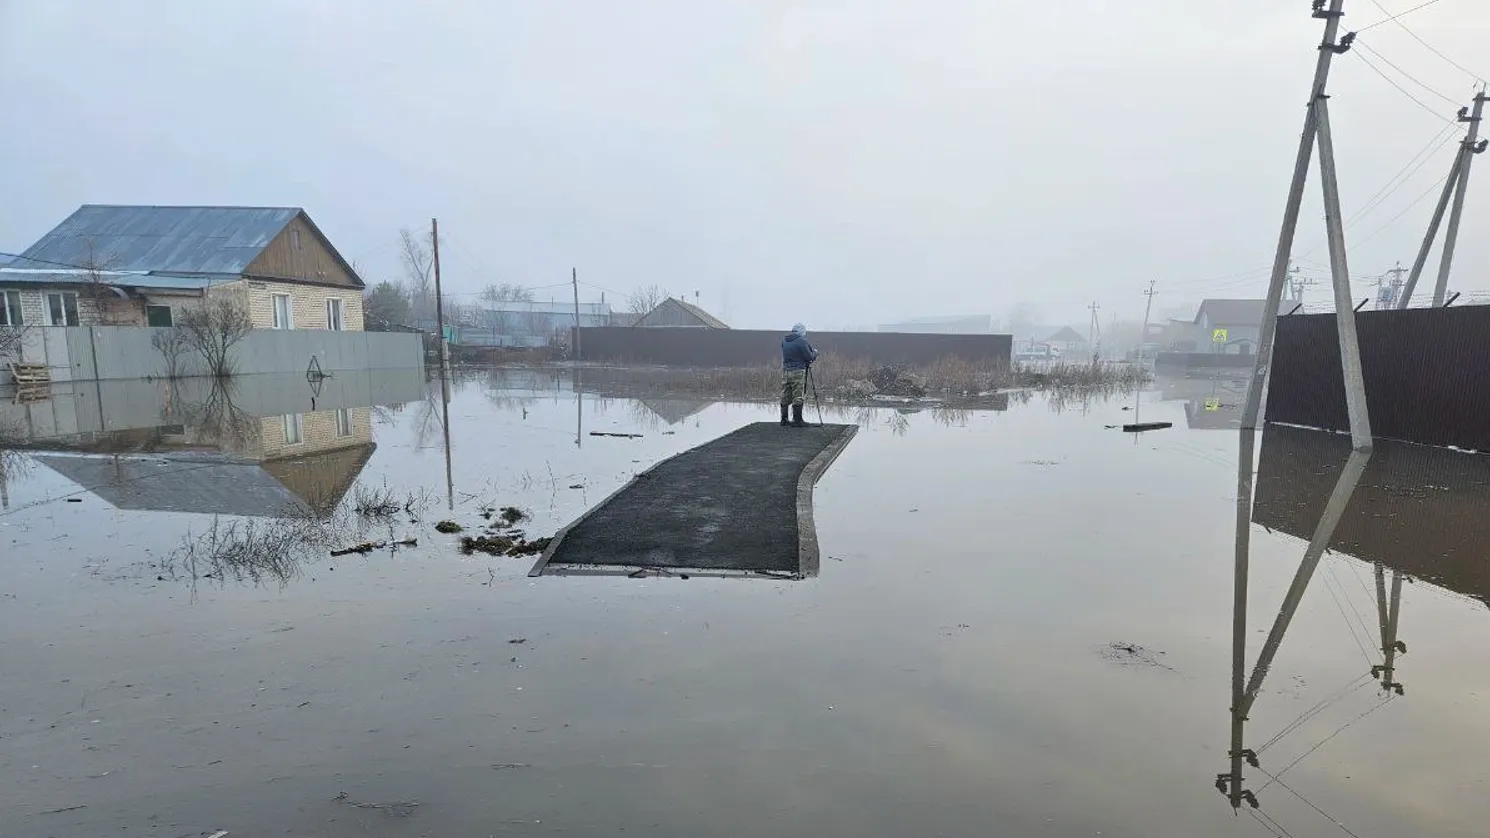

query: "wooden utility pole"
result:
(1140, 280), (1157, 361)
(1242, 0), (1350, 432)
(1087, 302), (1101, 364)
(571, 267), (581, 362)
(1432, 85), (1487, 307)
(431, 217), (447, 369)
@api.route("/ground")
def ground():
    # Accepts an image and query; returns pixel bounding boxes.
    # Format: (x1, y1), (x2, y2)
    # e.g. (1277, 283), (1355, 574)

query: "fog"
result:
(2, 0), (1486, 329)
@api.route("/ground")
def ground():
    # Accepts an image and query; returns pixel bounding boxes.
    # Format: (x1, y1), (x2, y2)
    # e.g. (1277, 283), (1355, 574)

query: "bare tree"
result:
(150, 326), (192, 379)
(75, 238), (135, 326)
(480, 283), (534, 305)
(179, 296), (253, 378)
(626, 284), (667, 315)
(399, 228), (434, 325)
(0, 323), (26, 365)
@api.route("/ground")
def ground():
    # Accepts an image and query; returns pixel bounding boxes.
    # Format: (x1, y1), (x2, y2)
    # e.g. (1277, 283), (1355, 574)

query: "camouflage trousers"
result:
(780, 369), (807, 406)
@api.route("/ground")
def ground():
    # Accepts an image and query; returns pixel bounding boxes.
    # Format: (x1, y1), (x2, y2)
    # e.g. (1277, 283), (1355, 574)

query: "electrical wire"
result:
(1355, 38), (1463, 106)
(1256, 674), (1373, 754)
(1257, 695), (1397, 794)
(1351, 49), (1466, 126)
(1343, 122), (1459, 227)
(1365, 0), (1487, 83)
(1253, 763), (1367, 838)
(1357, 0), (1447, 33)
(1349, 170), (1454, 250)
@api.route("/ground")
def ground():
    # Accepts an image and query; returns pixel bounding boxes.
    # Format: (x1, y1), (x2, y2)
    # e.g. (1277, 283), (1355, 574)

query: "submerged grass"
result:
(582, 357), (1149, 404)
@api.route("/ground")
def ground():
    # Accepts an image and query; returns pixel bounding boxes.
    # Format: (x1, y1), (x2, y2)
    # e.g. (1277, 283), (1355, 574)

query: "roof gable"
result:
(1044, 326), (1087, 343)
(1195, 299), (1267, 325)
(664, 297), (730, 329)
(13, 205), (301, 275)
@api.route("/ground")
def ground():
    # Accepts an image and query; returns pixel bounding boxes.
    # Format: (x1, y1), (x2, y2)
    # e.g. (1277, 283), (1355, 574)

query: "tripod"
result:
(806, 364), (825, 427)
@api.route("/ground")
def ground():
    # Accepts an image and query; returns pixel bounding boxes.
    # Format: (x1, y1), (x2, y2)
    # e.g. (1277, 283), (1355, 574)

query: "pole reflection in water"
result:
(1222, 427), (1370, 812)
(440, 368), (454, 511)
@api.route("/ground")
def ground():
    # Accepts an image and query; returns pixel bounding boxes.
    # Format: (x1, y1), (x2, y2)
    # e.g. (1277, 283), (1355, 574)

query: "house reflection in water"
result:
(0, 371), (422, 516)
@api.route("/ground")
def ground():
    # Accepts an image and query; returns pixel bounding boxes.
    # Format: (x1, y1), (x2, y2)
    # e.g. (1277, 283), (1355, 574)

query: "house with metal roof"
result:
(0, 205), (365, 332)
(459, 300), (614, 347)
(1193, 299), (1266, 354)
(631, 297), (729, 329)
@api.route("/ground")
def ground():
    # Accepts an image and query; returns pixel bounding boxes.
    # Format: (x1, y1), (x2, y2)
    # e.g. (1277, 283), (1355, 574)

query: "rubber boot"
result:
(780, 404), (790, 426)
(791, 404), (807, 427)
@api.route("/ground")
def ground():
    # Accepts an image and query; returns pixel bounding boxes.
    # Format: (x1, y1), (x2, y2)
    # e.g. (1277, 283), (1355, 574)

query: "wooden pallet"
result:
(7, 362), (49, 385)
(14, 385), (50, 404)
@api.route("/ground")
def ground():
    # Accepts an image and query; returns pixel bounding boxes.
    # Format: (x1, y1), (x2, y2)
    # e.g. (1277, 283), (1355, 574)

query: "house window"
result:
(282, 413), (303, 445)
(326, 298), (344, 331)
(334, 408), (353, 438)
(272, 293), (293, 329)
(145, 305), (173, 327)
(0, 290), (21, 326)
(45, 292), (80, 326)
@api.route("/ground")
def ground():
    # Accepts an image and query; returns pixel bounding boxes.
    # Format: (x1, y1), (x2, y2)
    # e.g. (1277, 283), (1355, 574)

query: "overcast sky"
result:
(2, 1), (1486, 330)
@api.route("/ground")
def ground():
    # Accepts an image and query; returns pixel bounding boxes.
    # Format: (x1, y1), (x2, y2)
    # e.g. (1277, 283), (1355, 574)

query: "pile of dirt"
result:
(458, 505), (549, 556)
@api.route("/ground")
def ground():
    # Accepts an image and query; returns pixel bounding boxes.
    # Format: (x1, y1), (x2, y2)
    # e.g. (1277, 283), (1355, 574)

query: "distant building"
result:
(461, 300), (612, 347)
(878, 314), (992, 334)
(0, 205), (365, 331)
(631, 297), (729, 329)
(1194, 299), (1266, 354)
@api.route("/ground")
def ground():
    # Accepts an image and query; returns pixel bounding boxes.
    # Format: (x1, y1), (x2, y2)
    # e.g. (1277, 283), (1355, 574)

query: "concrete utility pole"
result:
(571, 267), (582, 362)
(1140, 280), (1157, 361)
(1401, 88), (1488, 308)
(431, 217), (447, 370)
(1242, 0), (1351, 432)
(1315, 85), (1374, 448)
(1431, 85), (1487, 307)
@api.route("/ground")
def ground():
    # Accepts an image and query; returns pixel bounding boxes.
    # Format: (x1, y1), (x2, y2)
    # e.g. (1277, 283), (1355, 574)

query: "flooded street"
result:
(4, 368), (1490, 837)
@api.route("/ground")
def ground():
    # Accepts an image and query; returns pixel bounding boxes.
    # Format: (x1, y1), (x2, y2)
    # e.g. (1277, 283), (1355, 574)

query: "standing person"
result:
(780, 322), (818, 427)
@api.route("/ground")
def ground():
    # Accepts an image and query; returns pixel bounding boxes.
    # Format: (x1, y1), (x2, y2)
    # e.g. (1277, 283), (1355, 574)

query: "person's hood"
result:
(784, 332), (805, 342)
(791, 323), (807, 338)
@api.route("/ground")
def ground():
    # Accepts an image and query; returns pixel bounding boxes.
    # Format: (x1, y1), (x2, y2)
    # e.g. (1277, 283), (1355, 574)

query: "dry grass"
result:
(579, 357), (1148, 404)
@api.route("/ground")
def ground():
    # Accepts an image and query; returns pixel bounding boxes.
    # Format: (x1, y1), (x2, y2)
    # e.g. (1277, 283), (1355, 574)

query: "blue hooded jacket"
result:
(782, 329), (818, 371)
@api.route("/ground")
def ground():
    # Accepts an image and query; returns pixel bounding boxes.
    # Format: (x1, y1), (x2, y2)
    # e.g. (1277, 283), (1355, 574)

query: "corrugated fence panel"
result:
(576, 328), (1013, 367)
(1266, 307), (1490, 450)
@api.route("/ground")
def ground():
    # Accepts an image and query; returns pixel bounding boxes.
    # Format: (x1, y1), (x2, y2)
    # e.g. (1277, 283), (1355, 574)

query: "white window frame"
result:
(282, 413), (303, 445)
(0, 289), (21, 326)
(45, 291), (80, 326)
(326, 297), (344, 331)
(271, 293), (294, 329)
(334, 408), (353, 438)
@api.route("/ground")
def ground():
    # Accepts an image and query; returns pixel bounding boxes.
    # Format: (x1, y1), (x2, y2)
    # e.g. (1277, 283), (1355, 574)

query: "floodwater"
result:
(3, 367), (1489, 837)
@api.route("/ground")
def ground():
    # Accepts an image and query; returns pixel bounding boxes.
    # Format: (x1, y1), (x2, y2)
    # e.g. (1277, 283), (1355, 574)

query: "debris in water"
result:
(498, 506), (528, 526)
(330, 542), (379, 557)
(590, 431), (643, 438)
(435, 521), (463, 534)
(1122, 422), (1172, 433)
(460, 534), (552, 557)
(1098, 642), (1176, 671)
(508, 638), (527, 644)
(66, 498), (82, 503)
(332, 791), (420, 818)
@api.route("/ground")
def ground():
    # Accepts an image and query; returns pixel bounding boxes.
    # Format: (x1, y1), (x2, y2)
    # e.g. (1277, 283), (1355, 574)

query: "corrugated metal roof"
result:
(10, 205), (300, 274)
(0, 267), (229, 291)
(661, 297), (730, 329)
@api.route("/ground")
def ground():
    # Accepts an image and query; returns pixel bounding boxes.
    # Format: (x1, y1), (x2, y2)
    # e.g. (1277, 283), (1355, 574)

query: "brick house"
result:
(0, 205), (365, 332)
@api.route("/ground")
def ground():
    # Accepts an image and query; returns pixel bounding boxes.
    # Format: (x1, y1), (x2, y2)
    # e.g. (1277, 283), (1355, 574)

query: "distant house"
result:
(631, 297), (729, 329)
(0, 205), (365, 331)
(462, 301), (613, 347)
(1042, 326), (1089, 354)
(1194, 299), (1266, 354)
(878, 314), (992, 334)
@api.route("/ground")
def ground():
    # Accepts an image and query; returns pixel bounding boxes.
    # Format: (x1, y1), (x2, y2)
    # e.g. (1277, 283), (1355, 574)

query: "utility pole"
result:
(1242, 0), (1351, 432)
(1400, 87), (1488, 309)
(431, 217), (447, 370)
(1140, 280), (1157, 361)
(1378, 262), (1405, 310)
(1315, 64), (1374, 449)
(1088, 302), (1101, 364)
(571, 267), (582, 362)
(1431, 85), (1487, 307)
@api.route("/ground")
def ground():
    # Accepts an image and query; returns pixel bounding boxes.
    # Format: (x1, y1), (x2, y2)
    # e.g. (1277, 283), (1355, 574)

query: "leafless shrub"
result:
(150, 326), (192, 379)
(179, 297), (253, 378)
(178, 381), (258, 454)
(0, 325), (25, 364)
(163, 513), (333, 588)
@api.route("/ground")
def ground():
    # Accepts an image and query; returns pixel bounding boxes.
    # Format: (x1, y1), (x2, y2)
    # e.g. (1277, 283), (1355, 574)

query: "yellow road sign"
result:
(1212, 328), (1228, 344)
(1204, 397), (1221, 412)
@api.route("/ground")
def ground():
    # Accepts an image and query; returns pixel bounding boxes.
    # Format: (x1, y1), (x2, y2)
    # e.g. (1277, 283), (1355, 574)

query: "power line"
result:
(1365, 0), (1486, 82)
(1356, 0), (1446, 33)
(1350, 170), (1454, 250)
(1343, 121), (1459, 226)
(1351, 49), (1465, 126)
(1355, 38), (1463, 106)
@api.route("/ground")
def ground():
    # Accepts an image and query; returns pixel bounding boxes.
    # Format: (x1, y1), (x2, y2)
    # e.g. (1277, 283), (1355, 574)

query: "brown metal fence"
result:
(1266, 306), (1490, 450)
